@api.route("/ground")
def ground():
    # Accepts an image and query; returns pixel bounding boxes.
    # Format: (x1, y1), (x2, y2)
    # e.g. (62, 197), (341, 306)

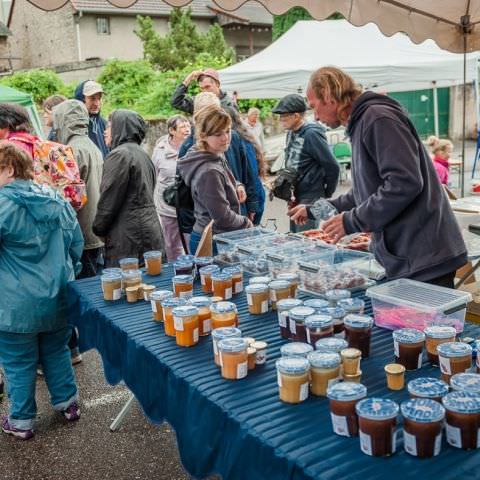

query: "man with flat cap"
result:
(273, 93), (339, 232)
(171, 68), (238, 115)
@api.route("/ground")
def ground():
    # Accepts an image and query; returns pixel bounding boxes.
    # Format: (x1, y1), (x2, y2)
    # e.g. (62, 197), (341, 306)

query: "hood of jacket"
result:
(53, 99), (89, 145)
(110, 109), (146, 149)
(177, 147), (222, 186)
(346, 91), (406, 137)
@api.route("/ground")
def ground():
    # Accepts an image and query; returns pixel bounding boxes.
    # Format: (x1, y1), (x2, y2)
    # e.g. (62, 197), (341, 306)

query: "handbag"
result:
(271, 167), (299, 201)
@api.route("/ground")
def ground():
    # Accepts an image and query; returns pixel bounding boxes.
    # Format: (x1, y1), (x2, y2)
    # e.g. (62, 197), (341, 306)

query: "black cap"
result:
(272, 94), (307, 114)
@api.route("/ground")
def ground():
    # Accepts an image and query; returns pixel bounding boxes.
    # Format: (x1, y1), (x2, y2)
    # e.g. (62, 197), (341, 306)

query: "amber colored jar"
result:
(218, 338), (248, 380)
(437, 342), (472, 384)
(308, 351), (341, 396)
(136, 284), (145, 300)
(384, 363), (405, 390)
(172, 305), (199, 347)
(101, 273), (122, 301)
(211, 272), (233, 300)
(142, 285), (155, 301)
(119, 257), (139, 271)
(245, 283), (269, 315)
(424, 326), (456, 364)
(162, 297), (187, 337)
(277, 272), (299, 298)
(247, 347), (257, 370)
(276, 298), (303, 340)
(125, 287), (138, 303)
(150, 290), (173, 321)
(276, 357), (310, 404)
(172, 274), (194, 299)
(251, 341), (267, 365)
(122, 269), (142, 290)
(143, 250), (162, 275)
(341, 348), (362, 375)
(188, 296), (213, 336)
(327, 382), (367, 437)
(210, 301), (238, 329)
(392, 328), (425, 371)
(268, 280), (292, 310)
(199, 265), (220, 294)
(223, 265), (244, 295)
(211, 327), (242, 367)
(343, 370), (363, 383)
(344, 314), (374, 358)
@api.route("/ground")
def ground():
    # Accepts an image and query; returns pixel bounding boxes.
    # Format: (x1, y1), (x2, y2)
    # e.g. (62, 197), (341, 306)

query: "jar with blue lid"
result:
(324, 289), (351, 306)
(401, 398), (445, 458)
(211, 271), (233, 300)
(407, 377), (449, 402)
(249, 275), (272, 285)
(218, 337), (249, 380)
(450, 373), (480, 394)
(150, 290), (173, 321)
(392, 328), (425, 371)
(188, 296), (213, 336)
(289, 306), (316, 342)
(280, 342), (313, 358)
(223, 265), (244, 294)
(337, 298), (365, 314)
(268, 280), (292, 310)
(277, 272), (299, 297)
(276, 298), (303, 340)
(304, 299), (329, 310)
(173, 260), (194, 276)
(171, 305), (199, 347)
(304, 315), (334, 345)
(308, 351), (341, 397)
(161, 297), (187, 336)
(356, 397), (399, 456)
(317, 306), (346, 335)
(194, 256), (213, 268)
(199, 264), (220, 294)
(276, 357), (310, 404)
(424, 325), (457, 364)
(210, 301), (237, 329)
(442, 391), (480, 449)
(437, 342), (472, 384)
(177, 254), (195, 263)
(211, 326), (242, 366)
(344, 314), (374, 358)
(315, 337), (348, 354)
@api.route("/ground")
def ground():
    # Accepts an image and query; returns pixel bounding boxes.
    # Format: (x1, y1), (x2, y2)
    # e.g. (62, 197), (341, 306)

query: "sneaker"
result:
(62, 402), (80, 422)
(1, 416), (34, 440)
(71, 352), (82, 366)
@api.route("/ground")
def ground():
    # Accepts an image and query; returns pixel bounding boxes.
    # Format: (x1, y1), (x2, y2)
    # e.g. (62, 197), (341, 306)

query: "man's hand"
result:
(288, 204), (308, 225)
(237, 185), (247, 203)
(322, 213), (346, 243)
(183, 70), (202, 86)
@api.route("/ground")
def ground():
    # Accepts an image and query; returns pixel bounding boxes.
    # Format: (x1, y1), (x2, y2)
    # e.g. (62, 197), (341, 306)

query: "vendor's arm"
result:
(171, 83), (194, 115)
(329, 189), (356, 213)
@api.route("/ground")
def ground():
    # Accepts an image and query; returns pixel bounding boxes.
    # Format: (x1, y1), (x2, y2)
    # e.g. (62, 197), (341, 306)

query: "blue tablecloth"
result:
(68, 265), (480, 480)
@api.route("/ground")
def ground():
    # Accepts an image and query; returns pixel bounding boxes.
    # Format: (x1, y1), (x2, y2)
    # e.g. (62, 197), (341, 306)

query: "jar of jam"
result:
(337, 298), (365, 315)
(344, 314), (374, 358)
(356, 398), (399, 457)
(317, 307), (346, 336)
(188, 296), (212, 336)
(194, 256), (214, 271)
(407, 377), (449, 403)
(277, 272), (299, 297)
(101, 273), (122, 301)
(249, 275), (272, 285)
(327, 382), (367, 437)
(276, 298), (303, 339)
(268, 280), (292, 310)
(211, 271), (233, 300)
(172, 274), (194, 299)
(401, 398), (445, 458)
(150, 290), (173, 321)
(211, 327), (242, 366)
(223, 265), (244, 295)
(315, 337), (348, 354)
(162, 297), (186, 336)
(143, 250), (162, 275)
(252, 341), (267, 365)
(122, 269), (142, 290)
(245, 283), (269, 315)
(218, 337), (248, 380)
(119, 257), (139, 271)
(304, 315), (334, 345)
(424, 325), (456, 364)
(340, 348), (362, 375)
(303, 299), (329, 311)
(450, 373), (480, 394)
(174, 260), (194, 276)
(276, 357), (310, 404)
(442, 391), (480, 449)
(199, 265), (220, 294)
(210, 301), (238, 329)
(280, 342), (313, 359)
(308, 351), (341, 396)
(325, 289), (351, 307)
(384, 363), (405, 390)
(392, 328), (425, 370)
(172, 305), (199, 347)
(437, 342), (472, 384)
(289, 306), (316, 342)
(177, 254), (195, 263)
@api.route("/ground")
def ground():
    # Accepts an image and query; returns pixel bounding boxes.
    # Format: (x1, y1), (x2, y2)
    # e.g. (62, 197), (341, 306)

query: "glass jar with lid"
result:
(210, 301), (238, 329)
(315, 337), (348, 355)
(150, 290), (173, 321)
(304, 315), (334, 345)
(344, 314), (374, 358)
(317, 306), (346, 336)
(280, 342), (313, 359)
(392, 328), (425, 370)
(172, 305), (199, 347)
(424, 326), (456, 364)
(276, 357), (310, 404)
(437, 342), (472, 384)
(211, 271), (233, 300)
(337, 298), (365, 315)
(324, 289), (351, 307)
(223, 265), (244, 295)
(407, 377), (449, 403)
(245, 283), (269, 315)
(188, 296), (213, 336)
(308, 351), (341, 396)
(162, 297), (187, 336)
(268, 280), (292, 310)
(172, 274), (194, 299)
(199, 265), (220, 294)
(143, 250), (162, 275)
(450, 373), (480, 394)
(277, 272), (299, 297)
(119, 257), (139, 271)
(218, 337), (249, 380)
(276, 298), (303, 339)
(303, 299), (329, 311)
(288, 306), (316, 342)
(122, 269), (142, 290)
(174, 260), (194, 276)
(211, 327), (242, 366)
(101, 273), (122, 301)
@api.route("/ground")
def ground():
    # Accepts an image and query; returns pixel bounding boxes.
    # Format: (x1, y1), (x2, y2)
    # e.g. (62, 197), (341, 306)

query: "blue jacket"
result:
(243, 140), (265, 216)
(74, 81), (109, 159)
(0, 180), (84, 333)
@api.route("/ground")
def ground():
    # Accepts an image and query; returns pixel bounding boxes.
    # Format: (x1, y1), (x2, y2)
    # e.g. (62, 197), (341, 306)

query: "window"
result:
(96, 17), (110, 35)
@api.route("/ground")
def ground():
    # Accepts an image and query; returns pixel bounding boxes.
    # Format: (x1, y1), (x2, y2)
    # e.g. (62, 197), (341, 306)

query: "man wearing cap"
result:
(171, 68), (238, 115)
(74, 80), (109, 158)
(273, 93), (339, 232)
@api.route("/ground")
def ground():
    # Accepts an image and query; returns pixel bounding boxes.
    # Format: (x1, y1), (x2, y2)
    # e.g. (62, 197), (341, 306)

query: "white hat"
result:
(83, 80), (103, 97)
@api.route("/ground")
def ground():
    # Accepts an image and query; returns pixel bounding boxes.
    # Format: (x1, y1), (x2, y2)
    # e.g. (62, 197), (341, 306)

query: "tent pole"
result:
(432, 81), (439, 137)
(462, 36), (467, 198)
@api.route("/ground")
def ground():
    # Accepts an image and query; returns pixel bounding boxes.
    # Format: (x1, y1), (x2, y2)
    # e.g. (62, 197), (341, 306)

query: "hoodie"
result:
(0, 180), (83, 333)
(330, 91), (467, 281)
(74, 81), (109, 158)
(178, 147), (252, 235)
(53, 99), (104, 250)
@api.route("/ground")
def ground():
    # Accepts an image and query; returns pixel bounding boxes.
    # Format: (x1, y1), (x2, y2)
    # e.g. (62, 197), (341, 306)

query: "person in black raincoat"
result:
(93, 109), (164, 267)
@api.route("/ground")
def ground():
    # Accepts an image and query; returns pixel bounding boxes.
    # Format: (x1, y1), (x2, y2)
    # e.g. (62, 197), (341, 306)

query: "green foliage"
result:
(237, 99), (277, 120)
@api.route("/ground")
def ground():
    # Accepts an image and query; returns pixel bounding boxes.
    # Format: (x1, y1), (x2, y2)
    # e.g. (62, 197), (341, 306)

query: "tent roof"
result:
(0, 84), (33, 102)
(219, 20), (480, 99)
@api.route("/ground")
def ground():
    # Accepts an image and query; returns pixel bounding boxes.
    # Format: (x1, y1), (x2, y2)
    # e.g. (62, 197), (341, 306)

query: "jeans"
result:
(0, 326), (78, 429)
(190, 231), (218, 257)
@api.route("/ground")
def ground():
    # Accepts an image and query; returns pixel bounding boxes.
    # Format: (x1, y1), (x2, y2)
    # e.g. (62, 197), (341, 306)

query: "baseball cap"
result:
(83, 80), (103, 97)
(272, 94), (307, 114)
(198, 69), (220, 84)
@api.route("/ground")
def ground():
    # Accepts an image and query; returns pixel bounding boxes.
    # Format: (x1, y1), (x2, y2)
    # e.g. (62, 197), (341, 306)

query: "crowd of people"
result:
(0, 65), (467, 440)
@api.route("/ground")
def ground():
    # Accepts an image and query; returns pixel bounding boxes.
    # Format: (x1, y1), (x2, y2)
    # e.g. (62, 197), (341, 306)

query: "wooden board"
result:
(195, 220), (214, 257)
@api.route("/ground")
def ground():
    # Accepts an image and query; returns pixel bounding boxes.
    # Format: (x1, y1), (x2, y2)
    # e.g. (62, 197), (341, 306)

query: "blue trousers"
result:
(0, 326), (78, 429)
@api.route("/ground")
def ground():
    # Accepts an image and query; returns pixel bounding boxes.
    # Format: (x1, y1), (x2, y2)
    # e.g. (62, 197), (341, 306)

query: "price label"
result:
(225, 287), (232, 300)
(439, 355), (451, 375)
(193, 328), (199, 343)
(289, 319), (297, 335)
(446, 423), (462, 447)
(359, 430), (372, 456)
(261, 301), (268, 313)
(299, 382), (309, 401)
(203, 319), (211, 333)
(247, 293), (253, 306)
(173, 316), (184, 331)
(278, 312), (288, 327)
(151, 300), (157, 313)
(237, 361), (248, 379)
(234, 282), (243, 294)
(330, 413), (349, 437)
(394, 340), (399, 358)
(113, 288), (122, 300)
(403, 430), (417, 456)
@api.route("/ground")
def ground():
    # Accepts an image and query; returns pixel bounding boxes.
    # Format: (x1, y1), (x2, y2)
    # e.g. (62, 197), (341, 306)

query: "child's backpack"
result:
(9, 137), (87, 211)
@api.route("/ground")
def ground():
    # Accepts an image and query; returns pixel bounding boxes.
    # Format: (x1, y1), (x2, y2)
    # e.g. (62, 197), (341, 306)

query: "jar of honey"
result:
(276, 357), (310, 404)
(407, 377), (449, 403)
(172, 274), (194, 299)
(315, 337), (348, 355)
(162, 297), (187, 336)
(223, 265), (244, 295)
(172, 305), (199, 347)
(249, 275), (272, 285)
(344, 314), (374, 358)
(288, 306), (316, 342)
(143, 250), (162, 275)
(245, 283), (269, 315)
(211, 271), (233, 300)
(424, 326), (456, 364)
(199, 265), (220, 294)
(150, 290), (173, 321)
(317, 307), (346, 337)
(304, 315), (334, 345)
(174, 260), (194, 276)
(384, 363), (406, 390)
(308, 351), (341, 396)
(337, 298), (365, 315)
(268, 280), (292, 310)
(437, 342), (472, 384)
(450, 373), (480, 394)
(276, 298), (303, 339)
(122, 269), (142, 290)
(277, 272), (299, 298)
(188, 296), (212, 336)
(101, 273), (122, 301)
(218, 337), (249, 380)
(211, 327), (242, 366)
(392, 328), (425, 370)
(325, 289), (351, 307)
(125, 286), (138, 303)
(119, 257), (139, 271)
(280, 342), (313, 359)
(341, 348), (362, 375)
(210, 301), (238, 329)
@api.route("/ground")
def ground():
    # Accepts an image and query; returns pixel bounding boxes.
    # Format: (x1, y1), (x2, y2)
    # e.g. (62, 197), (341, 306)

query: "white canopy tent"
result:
(219, 20), (480, 99)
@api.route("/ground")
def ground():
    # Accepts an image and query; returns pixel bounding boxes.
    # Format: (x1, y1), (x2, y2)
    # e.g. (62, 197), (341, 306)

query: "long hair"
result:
(194, 105), (232, 151)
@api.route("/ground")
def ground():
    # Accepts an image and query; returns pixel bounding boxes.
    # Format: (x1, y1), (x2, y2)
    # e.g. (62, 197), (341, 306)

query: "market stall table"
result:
(68, 265), (480, 480)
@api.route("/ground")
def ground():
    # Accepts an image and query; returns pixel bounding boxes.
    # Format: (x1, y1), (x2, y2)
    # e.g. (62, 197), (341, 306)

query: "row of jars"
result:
(101, 267), (146, 301)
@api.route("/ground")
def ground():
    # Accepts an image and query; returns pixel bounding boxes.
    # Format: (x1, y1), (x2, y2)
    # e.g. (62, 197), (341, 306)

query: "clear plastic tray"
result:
(213, 227), (275, 253)
(334, 249), (375, 278)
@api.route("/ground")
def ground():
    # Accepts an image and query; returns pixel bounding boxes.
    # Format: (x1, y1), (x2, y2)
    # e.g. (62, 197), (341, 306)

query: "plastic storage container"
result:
(213, 227), (275, 254)
(366, 279), (472, 333)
